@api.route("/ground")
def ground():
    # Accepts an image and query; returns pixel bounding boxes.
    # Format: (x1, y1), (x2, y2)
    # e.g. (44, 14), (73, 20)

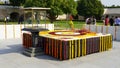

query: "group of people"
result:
(104, 15), (120, 26)
(86, 16), (96, 25)
(86, 15), (120, 26)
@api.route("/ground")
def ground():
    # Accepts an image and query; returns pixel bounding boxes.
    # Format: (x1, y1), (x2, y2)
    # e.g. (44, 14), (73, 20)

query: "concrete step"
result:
(22, 47), (44, 57)
(24, 47), (43, 53)
(22, 50), (44, 57)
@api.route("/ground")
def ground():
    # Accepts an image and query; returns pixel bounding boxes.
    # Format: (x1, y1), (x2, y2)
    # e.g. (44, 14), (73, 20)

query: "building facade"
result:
(0, 5), (24, 21)
(103, 8), (120, 18)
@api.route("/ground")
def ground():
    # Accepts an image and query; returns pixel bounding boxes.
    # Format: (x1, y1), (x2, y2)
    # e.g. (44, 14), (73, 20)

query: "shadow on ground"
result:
(0, 44), (24, 54)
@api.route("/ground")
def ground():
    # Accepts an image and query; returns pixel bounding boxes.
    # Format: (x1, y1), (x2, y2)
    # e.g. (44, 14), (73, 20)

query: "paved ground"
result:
(0, 39), (120, 68)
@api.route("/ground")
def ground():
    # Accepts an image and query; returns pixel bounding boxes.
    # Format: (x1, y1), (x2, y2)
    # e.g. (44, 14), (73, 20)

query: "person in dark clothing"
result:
(86, 18), (91, 25)
(18, 15), (24, 24)
(109, 16), (114, 26)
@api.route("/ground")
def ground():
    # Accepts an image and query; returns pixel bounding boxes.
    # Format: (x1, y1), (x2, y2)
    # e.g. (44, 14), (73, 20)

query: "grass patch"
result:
(0, 20), (103, 29)
(53, 20), (103, 29)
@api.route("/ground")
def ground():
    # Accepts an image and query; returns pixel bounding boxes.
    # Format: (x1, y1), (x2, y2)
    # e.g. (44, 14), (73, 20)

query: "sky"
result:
(101, 0), (120, 6)
(74, 0), (120, 6)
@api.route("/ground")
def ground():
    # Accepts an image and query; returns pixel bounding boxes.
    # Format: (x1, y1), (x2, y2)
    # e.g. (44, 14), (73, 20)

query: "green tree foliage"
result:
(24, 0), (77, 23)
(77, 0), (104, 19)
(10, 0), (25, 6)
(45, 0), (63, 23)
(24, 0), (47, 7)
(61, 0), (77, 15)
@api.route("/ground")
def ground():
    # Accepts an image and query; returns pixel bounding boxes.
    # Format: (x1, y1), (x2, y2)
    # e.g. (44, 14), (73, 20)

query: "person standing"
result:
(91, 16), (96, 25)
(104, 15), (109, 26)
(6, 16), (9, 23)
(109, 16), (114, 26)
(86, 17), (91, 25)
(68, 15), (74, 30)
(18, 15), (24, 24)
(115, 16), (120, 26)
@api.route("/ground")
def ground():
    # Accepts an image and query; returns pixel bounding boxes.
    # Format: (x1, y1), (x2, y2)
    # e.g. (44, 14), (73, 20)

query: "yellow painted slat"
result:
(109, 35), (112, 49)
(108, 36), (110, 49)
(102, 36), (103, 51)
(82, 39), (85, 56)
(72, 40), (74, 59)
(108, 35), (111, 49)
(78, 40), (80, 57)
(74, 40), (77, 58)
(84, 39), (86, 56)
(104, 36), (106, 50)
(103, 36), (105, 51)
(106, 36), (108, 50)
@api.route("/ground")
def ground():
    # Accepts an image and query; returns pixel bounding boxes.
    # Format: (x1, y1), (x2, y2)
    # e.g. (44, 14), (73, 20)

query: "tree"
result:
(24, 0), (77, 23)
(10, 0), (25, 6)
(24, 0), (46, 7)
(77, 0), (104, 19)
(61, 0), (77, 15)
(45, 0), (64, 23)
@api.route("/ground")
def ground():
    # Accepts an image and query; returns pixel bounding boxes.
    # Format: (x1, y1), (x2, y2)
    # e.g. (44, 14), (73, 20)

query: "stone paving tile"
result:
(0, 39), (120, 68)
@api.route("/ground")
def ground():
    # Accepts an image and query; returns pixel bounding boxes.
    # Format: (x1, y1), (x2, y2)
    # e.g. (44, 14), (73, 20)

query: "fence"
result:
(84, 25), (120, 41)
(1, 24), (119, 40)
(0, 24), (54, 40)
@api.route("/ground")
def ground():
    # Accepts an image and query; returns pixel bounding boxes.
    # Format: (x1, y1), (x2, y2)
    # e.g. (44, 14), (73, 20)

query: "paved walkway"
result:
(0, 39), (120, 68)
